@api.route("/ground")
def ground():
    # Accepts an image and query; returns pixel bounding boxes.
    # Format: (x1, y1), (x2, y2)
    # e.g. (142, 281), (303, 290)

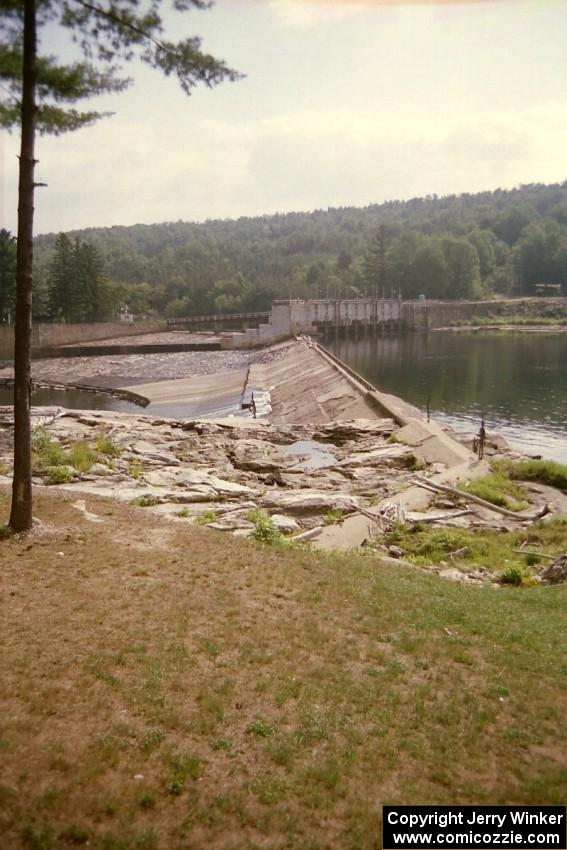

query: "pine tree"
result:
(48, 233), (76, 322)
(0, 230), (17, 323)
(1, 0), (241, 531)
(362, 225), (388, 298)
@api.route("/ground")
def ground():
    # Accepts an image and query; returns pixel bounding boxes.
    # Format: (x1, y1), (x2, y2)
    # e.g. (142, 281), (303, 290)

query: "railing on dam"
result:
(167, 311), (270, 329)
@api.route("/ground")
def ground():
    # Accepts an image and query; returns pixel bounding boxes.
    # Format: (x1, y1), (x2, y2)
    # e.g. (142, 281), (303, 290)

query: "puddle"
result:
(285, 440), (337, 470)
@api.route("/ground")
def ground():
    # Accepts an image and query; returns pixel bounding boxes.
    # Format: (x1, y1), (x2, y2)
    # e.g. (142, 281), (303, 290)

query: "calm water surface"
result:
(0, 386), (143, 413)
(326, 331), (567, 463)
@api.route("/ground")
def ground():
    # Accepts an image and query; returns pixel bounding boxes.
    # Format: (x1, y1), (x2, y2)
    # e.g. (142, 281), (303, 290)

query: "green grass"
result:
(382, 517), (567, 576)
(193, 509), (219, 526)
(458, 471), (528, 511)
(494, 458), (567, 492)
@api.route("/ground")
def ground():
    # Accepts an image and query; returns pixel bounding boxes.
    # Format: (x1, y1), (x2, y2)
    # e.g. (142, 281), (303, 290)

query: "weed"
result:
(210, 738), (233, 753)
(194, 509), (219, 526)
(96, 433), (121, 457)
(32, 427), (67, 471)
(139, 729), (164, 754)
(44, 466), (74, 486)
(199, 637), (220, 657)
(69, 442), (96, 473)
(21, 822), (55, 850)
(403, 452), (425, 472)
(246, 720), (275, 738)
(248, 509), (283, 545)
(166, 752), (203, 795)
(138, 793), (156, 810)
(59, 824), (90, 845)
(177, 508), (190, 518)
(130, 494), (160, 507)
(324, 509), (344, 526)
(275, 676), (302, 706)
(128, 460), (144, 480)
(0, 525), (13, 539)
(252, 776), (288, 805)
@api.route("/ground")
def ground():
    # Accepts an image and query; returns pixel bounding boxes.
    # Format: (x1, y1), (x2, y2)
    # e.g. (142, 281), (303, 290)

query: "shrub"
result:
(247, 509), (283, 545)
(95, 433), (121, 457)
(130, 494), (160, 507)
(500, 565), (538, 587)
(32, 426), (67, 470)
(44, 466), (74, 485)
(69, 442), (96, 473)
(194, 510), (219, 526)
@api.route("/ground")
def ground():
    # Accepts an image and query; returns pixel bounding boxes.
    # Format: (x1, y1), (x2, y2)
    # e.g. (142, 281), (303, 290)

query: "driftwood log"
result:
(411, 474), (549, 523)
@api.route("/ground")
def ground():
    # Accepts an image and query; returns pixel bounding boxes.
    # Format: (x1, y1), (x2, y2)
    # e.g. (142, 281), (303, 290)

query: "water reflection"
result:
(0, 386), (143, 414)
(325, 330), (567, 463)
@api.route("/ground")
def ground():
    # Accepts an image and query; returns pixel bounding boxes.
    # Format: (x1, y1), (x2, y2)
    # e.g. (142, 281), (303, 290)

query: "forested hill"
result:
(30, 181), (567, 319)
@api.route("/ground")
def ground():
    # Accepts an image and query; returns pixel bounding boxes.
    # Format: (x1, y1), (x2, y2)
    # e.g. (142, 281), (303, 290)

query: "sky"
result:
(1, 0), (566, 235)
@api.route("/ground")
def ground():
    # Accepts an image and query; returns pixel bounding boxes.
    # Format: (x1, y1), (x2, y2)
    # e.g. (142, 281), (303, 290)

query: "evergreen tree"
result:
(0, 229), (17, 323)
(48, 233), (77, 322)
(75, 241), (113, 321)
(362, 225), (388, 297)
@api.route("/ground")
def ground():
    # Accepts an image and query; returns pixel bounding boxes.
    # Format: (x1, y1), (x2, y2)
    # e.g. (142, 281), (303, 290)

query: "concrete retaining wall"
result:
(0, 320), (167, 360)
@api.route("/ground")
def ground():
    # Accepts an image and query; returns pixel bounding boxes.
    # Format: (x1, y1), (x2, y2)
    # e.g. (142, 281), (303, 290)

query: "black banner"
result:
(383, 806), (566, 850)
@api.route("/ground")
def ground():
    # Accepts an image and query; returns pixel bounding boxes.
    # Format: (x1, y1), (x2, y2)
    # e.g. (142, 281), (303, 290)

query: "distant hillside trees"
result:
(32, 181), (567, 317)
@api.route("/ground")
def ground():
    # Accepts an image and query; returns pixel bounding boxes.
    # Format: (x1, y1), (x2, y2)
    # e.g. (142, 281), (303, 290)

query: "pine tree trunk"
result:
(10, 0), (36, 532)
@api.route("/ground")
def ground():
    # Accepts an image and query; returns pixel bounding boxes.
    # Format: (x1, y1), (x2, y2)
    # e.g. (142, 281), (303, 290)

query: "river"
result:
(326, 330), (567, 464)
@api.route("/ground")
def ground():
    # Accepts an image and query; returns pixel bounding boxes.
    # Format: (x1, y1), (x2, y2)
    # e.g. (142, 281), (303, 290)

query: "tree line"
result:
(27, 181), (567, 320)
(2, 182), (567, 325)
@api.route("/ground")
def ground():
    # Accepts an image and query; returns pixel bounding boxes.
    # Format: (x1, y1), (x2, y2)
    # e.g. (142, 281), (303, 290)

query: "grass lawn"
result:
(1, 487), (566, 850)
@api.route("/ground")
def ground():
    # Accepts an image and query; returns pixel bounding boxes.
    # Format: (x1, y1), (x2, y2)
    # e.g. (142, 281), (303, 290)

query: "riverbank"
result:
(2, 338), (566, 582)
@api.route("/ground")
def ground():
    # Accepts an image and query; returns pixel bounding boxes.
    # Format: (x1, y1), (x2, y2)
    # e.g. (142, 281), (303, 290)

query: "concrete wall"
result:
(284, 299), (402, 334)
(0, 320), (167, 360)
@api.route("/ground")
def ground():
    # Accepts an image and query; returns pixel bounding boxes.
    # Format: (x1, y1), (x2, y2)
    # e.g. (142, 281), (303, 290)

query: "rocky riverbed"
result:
(2, 339), (566, 586)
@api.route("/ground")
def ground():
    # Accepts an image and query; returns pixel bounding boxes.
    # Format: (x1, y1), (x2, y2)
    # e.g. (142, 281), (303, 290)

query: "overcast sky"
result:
(1, 0), (566, 235)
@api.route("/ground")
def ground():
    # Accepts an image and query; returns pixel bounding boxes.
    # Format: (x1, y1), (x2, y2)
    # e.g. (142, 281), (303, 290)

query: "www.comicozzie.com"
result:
(382, 806), (567, 849)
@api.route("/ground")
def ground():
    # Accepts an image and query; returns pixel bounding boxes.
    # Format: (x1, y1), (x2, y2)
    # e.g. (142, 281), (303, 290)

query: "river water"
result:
(326, 330), (567, 464)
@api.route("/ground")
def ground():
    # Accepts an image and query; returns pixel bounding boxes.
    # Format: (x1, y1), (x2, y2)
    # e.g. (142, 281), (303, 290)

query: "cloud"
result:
(269, 0), (366, 28)
(3, 100), (566, 234)
(270, 0), (516, 27)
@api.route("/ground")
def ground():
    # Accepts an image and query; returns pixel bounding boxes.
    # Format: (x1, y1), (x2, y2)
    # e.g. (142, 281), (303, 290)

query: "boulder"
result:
(260, 490), (360, 515)
(271, 514), (301, 532)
